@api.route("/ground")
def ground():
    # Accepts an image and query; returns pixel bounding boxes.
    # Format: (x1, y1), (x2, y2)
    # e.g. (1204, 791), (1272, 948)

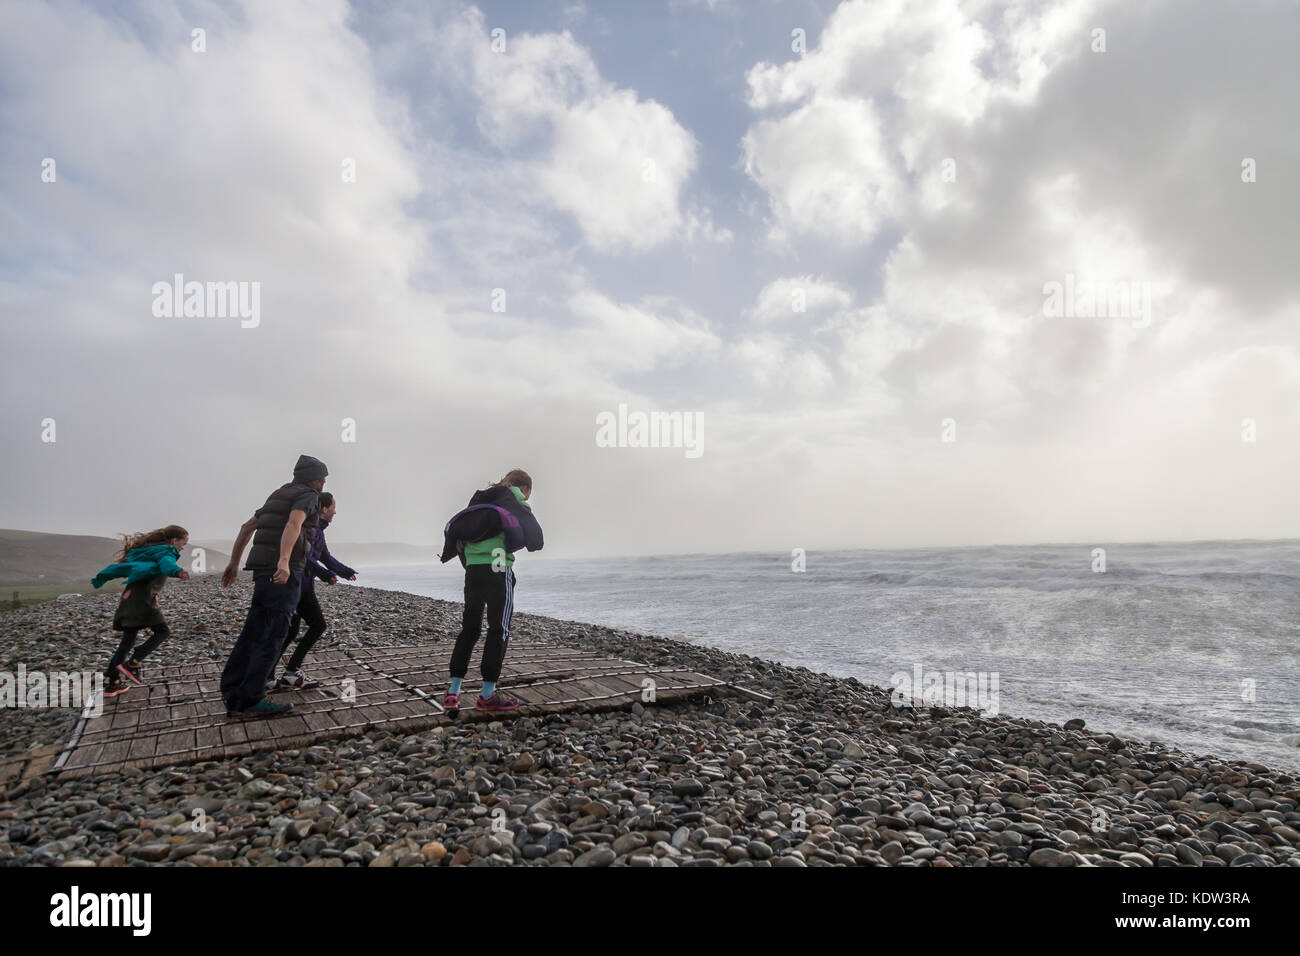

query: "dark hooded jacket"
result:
(304, 518), (356, 593)
(440, 485), (543, 568)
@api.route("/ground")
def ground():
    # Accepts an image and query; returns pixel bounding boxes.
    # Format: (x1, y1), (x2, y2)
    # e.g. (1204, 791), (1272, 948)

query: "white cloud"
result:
(742, 97), (902, 245)
(741, 0), (1107, 244)
(459, 10), (710, 253)
(747, 0), (993, 120)
(565, 289), (720, 372)
(746, 275), (853, 325)
(732, 335), (835, 396)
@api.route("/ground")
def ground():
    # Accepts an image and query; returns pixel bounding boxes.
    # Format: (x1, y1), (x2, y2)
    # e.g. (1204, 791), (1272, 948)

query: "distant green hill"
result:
(0, 529), (229, 594)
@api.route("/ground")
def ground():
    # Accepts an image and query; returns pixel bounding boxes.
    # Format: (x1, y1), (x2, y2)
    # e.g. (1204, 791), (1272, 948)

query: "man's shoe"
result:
(104, 677), (129, 698)
(237, 698), (293, 719)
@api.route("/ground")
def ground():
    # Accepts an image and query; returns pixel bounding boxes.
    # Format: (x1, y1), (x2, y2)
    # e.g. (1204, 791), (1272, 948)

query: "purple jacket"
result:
(304, 519), (355, 592)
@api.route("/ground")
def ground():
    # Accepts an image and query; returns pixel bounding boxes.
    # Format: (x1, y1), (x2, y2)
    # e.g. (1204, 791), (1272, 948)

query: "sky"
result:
(2, 0), (1298, 558)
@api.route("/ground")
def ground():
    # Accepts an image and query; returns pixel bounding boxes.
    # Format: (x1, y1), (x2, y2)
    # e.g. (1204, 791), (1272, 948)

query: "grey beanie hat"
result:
(293, 454), (329, 483)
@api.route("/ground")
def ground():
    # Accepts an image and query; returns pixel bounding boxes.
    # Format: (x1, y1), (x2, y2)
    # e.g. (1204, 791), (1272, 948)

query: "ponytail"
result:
(493, 469), (532, 491)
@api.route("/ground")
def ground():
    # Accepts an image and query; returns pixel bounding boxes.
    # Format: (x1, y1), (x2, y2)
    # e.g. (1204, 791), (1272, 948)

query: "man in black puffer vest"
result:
(219, 454), (327, 717)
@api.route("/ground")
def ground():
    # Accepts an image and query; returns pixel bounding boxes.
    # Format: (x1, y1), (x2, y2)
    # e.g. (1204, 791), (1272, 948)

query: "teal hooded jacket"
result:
(91, 545), (184, 588)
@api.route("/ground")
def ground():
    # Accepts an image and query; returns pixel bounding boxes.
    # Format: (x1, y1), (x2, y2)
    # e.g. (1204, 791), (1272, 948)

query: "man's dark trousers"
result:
(221, 571), (302, 711)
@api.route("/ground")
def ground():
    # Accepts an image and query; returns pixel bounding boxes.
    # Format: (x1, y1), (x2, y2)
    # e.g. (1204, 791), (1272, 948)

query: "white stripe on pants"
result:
(501, 568), (514, 648)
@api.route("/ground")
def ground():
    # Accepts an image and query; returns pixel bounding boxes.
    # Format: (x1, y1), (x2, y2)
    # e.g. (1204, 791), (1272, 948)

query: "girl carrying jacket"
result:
(441, 469), (543, 716)
(91, 524), (191, 697)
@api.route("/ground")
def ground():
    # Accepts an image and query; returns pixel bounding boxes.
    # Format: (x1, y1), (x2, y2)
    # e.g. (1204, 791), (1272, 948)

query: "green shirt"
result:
(463, 485), (530, 567)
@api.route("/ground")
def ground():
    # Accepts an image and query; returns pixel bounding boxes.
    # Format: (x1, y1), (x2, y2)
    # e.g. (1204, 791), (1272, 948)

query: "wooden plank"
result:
(59, 741), (104, 772)
(564, 673), (640, 705)
(369, 698), (428, 722)
(662, 669), (730, 694)
(95, 722), (140, 768)
(375, 694), (429, 719)
(240, 715), (277, 743)
(381, 661), (437, 685)
(147, 679), (170, 709)
(269, 713), (310, 737)
(105, 697), (140, 733)
(525, 668), (627, 698)
(404, 697), (442, 718)
(506, 655), (602, 669)
(153, 727), (195, 761)
(341, 702), (394, 729)
(583, 671), (651, 697)
(219, 720), (249, 752)
(168, 678), (198, 725)
(125, 725), (160, 762)
(514, 676), (570, 705)
(351, 649), (412, 667)
(195, 721), (225, 754)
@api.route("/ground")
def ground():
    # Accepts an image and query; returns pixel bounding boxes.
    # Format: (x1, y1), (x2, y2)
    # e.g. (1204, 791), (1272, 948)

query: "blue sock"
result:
(481, 680), (496, 698)
(449, 677), (462, 694)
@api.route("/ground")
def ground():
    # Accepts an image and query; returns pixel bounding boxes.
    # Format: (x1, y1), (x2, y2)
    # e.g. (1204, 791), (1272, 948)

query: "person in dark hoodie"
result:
(268, 491), (357, 690)
(439, 468), (543, 716)
(218, 454), (327, 718)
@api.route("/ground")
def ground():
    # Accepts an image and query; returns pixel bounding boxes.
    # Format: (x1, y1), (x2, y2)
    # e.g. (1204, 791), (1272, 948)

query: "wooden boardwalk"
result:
(33, 641), (767, 780)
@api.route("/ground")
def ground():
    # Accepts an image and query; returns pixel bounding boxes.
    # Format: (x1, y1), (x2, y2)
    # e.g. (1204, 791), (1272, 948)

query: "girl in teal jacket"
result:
(92, 525), (191, 696)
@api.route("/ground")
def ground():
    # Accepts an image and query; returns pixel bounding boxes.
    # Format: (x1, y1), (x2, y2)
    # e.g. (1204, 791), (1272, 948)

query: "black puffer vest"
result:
(243, 482), (320, 573)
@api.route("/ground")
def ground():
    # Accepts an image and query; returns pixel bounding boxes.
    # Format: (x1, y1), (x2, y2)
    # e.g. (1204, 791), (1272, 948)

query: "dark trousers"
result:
(220, 571), (301, 711)
(275, 586), (326, 673)
(450, 564), (515, 684)
(104, 625), (170, 678)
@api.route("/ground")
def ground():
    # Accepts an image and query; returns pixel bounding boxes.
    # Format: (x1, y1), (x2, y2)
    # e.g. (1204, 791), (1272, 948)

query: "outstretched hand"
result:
(178, 570), (191, 581)
(221, 565), (238, 588)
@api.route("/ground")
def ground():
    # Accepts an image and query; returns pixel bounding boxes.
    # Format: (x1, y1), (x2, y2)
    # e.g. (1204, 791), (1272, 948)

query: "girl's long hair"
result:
(117, 525), (188, 560)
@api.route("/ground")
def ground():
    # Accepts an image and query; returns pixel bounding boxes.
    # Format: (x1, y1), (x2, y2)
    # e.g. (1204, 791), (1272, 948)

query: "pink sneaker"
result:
(442, 690), (461, 718)
(475, 690), (519, 712)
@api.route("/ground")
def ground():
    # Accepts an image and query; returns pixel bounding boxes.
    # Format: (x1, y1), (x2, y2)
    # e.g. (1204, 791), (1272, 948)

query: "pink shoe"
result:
(442, 691), (461, 717)
(475, 690), (518, 712)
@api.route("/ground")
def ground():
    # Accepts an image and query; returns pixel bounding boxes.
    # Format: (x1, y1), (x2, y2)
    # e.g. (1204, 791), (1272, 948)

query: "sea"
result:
(356, 540), (1300, 771)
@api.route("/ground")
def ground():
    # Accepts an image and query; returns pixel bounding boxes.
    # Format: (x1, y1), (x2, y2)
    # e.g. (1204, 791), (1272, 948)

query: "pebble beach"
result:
(2, 574), (1298, 867)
